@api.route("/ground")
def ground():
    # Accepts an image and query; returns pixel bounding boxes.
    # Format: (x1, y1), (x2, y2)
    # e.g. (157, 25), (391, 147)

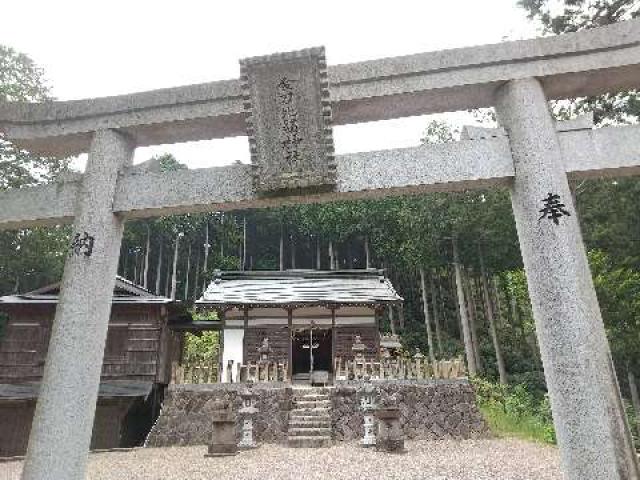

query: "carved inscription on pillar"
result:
(240, 47), (335, 193)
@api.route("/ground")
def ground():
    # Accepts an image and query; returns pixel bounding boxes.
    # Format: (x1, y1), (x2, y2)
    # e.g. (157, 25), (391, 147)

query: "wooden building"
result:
(192, 269), (402, 383)
(0, 277), (184, 457)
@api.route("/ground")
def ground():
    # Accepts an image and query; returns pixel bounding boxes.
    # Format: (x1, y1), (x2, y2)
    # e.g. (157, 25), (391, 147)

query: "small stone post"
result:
(206, 399), (238, 457)
(22, 130), (134, 480)
(238, 389), (259, 449)
(359, 383), (378, 447)
(495, 77), (640, 480)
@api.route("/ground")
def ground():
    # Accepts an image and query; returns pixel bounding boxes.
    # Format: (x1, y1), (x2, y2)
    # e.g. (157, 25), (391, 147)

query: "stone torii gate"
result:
(1, 20), (640, 480)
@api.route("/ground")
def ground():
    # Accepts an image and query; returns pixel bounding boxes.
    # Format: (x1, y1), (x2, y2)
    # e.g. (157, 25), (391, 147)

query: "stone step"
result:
(293, 394), (330, 402)
(287, 436), (332, 448)
(289, 420), (331, 430)
(294, 400), (331, 408)
(292, 387), (333, 396)
(289, 414), (331, 423)
(288, 427), (332, 437)
(290, 407), (330, 416)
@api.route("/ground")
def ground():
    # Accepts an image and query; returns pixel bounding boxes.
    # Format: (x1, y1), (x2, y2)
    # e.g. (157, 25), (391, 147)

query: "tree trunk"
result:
(419, 268), (436, 364)
(627, 367), (640, 435)
(242, 217), (247, 271)
(316, 237), (321, 270)
(492, 276), (505, 329)
(133, 251), (139, 285)
(429, 271), (443, 356)
(479, 250), (507, 384)
(347, 241), (354, 269)
(290, 235), (296, 269)
(279, 224), (285, 271)
(453, 239), (476, 376)
(329, 241), (335, 270)
(193, 252), (201, 303)
(142, 226), (150, 289)
(164, 249), (170, 298)
(364, 236), (371, 269)
(398, 304), (405, 331)
(203, 221), (210, 291)
(389, 305), (396, 336)
(155, 242), (163, 295)
(464, 267), (483, 373)
(183, 244), (192, 301)
(170, 233), (183, 300)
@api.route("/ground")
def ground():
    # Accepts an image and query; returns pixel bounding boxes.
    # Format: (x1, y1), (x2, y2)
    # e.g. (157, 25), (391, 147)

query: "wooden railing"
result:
(171, 358), (218, 384)
(171, 357), (464, 384)
(334, 356), (466, 381)
(236, 361), (288, 383)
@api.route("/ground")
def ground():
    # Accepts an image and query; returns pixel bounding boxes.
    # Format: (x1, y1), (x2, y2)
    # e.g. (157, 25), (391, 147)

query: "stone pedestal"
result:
(496, 77), (640, 480)
(206, 403), (238, 457)
(375, 408), (406, 454)
(22, 130), (134, 480)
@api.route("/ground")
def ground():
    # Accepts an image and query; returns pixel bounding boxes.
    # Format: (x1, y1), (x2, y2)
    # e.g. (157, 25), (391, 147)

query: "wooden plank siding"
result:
(0, 303), (171, 384)
(243, 326), (289, 364)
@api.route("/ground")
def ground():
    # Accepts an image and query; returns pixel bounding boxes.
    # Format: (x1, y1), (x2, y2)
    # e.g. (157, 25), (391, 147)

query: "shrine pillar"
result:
(495, 78), (639, 480)
(22, 129), (134, 480)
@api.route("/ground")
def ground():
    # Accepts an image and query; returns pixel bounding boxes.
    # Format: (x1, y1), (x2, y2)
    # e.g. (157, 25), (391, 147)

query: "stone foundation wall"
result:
(332, 380), (489, 441)
(146, 383), (293, 447)
(146, 380), (488, 447)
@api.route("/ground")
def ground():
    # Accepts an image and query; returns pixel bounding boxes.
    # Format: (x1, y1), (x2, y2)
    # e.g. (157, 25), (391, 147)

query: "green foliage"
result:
(0, 45), (69, 189)
(183, 331), (220, 364)
(474, 378), (556, 444)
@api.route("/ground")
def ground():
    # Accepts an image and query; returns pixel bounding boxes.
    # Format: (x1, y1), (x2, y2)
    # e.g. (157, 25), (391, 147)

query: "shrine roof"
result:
(197, 269), (402, 308)
(0, 276), (173, 305)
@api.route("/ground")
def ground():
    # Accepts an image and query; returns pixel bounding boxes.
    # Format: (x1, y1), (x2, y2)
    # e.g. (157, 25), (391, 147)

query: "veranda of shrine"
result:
(2, 18), (640, 480)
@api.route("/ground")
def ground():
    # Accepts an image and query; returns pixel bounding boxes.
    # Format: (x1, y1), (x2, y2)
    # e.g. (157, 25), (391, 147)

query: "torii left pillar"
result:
(22, 130), (134, 480)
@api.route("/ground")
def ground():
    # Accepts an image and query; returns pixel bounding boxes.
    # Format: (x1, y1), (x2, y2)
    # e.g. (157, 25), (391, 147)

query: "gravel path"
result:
(0, 439), (562, 480)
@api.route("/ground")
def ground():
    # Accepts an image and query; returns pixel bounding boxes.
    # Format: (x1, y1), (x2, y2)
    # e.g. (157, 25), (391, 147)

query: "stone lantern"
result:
(205, 399), (238, 457)
(359, 383), (378, 447)
(375, 392), (406, 454)
(351, 335), (367, 380)
(238, 388), (259, 449)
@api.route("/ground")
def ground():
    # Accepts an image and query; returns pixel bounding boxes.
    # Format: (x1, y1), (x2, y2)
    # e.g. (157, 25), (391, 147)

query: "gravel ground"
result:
(0, 439), (562, 480)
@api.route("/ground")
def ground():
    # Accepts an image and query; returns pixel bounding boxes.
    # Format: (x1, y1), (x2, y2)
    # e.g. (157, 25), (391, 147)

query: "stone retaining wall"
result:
(146, 383), (292, 447)
(332, 380), (489, 441)
(146, 380), (488, 447)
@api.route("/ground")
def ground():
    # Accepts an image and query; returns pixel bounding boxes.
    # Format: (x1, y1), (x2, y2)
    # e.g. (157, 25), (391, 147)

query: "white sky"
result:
(2, 0), (539, 170)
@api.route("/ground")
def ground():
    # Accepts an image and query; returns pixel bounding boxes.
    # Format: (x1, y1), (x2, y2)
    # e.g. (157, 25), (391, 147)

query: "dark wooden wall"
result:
(0, 303), (173, 384)
(243, 325), (379, 364)
(334, 326), (378, 361)
(0, 398), (136, 457)
(244, 327), (289, 363)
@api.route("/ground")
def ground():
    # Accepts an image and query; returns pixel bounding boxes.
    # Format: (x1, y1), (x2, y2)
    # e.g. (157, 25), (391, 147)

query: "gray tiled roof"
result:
(198, 269), (402, 307)
(0, 276), (173, 305)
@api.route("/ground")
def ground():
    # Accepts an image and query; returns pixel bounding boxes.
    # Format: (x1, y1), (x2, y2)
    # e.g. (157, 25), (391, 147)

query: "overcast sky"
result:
(3, 0), (540, 169)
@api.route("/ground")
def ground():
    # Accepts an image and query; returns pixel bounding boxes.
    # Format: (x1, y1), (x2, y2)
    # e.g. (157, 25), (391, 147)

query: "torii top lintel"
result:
(0, 19), (639, 158)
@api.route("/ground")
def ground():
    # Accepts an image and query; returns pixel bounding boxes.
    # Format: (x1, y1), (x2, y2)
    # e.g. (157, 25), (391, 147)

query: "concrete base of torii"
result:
(496, 77), (640, 480)
(21, 130), (134, 480)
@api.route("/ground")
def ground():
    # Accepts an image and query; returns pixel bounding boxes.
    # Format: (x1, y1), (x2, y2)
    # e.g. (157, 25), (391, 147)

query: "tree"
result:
(0, 46), (71, 295)
(0, 46), (69, 188)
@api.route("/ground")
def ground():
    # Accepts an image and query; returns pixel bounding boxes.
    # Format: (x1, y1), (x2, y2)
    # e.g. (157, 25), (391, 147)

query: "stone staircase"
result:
(288, 387), (332, 448)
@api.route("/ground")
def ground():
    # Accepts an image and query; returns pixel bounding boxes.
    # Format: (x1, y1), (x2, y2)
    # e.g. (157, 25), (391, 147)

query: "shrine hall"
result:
(190, 269), (402, 384)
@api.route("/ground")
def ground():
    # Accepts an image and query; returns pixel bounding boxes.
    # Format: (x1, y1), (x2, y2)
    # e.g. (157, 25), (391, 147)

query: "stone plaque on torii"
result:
(1, 20), (640, 480)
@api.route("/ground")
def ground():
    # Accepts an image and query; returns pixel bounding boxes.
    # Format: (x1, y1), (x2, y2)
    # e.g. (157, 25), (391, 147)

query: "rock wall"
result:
(332, 380), (489, 441)
(146, 383), (292, 447)
(146, 380), (488, 447)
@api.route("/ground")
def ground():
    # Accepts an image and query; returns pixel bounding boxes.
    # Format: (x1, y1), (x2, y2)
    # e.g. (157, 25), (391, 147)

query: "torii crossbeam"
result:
(2, 20), (640, 480)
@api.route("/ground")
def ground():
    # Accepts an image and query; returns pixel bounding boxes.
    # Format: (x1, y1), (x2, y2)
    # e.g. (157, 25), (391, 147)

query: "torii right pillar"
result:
(496, 77), (639, 480)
